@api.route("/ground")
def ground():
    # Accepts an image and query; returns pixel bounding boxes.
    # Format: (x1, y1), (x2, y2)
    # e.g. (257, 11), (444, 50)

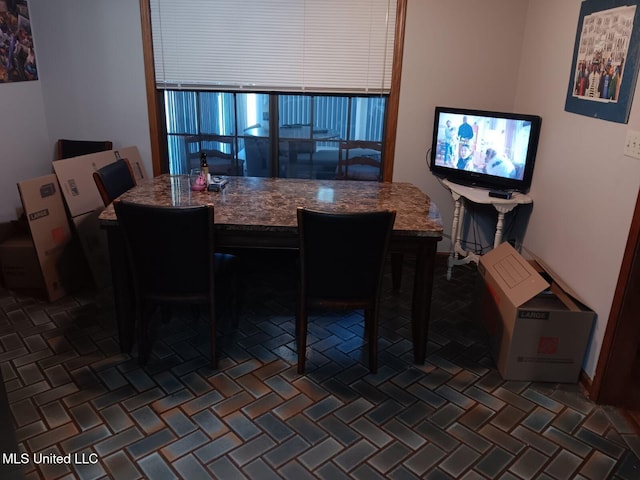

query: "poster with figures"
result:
(0, 0), (37, 83)
(565, 0), (640, 123)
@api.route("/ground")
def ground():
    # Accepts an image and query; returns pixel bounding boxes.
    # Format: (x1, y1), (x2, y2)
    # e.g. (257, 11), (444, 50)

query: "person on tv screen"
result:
(485, 148), (516, 178)
(457, 116), (474, 142)
(443, 119), (456, 163)
(456, 140), (474, 171)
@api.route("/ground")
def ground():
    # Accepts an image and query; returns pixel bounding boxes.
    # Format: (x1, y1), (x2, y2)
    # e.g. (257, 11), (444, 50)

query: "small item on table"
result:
(208, 176), (228, 192)
(200, 152), (209, 181)
(190, 172), (207, 191)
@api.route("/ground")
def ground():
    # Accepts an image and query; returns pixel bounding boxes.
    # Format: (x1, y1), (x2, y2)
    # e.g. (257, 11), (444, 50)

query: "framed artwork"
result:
(565, 0), (640, 123)
(0, 0), (37, 83)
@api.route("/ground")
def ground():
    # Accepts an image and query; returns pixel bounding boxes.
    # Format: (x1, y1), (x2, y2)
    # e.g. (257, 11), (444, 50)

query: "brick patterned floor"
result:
(1, 251), (639, 479)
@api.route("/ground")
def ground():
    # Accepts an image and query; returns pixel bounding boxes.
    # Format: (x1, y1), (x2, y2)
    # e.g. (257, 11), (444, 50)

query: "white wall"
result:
(0, 0), (152, 223)
(394, 0), (640, 380)
(394, 0), (530, 252)
(0, 73), (50, 222)
(32, 0), (151, 167)
(515, 0), (640, 377)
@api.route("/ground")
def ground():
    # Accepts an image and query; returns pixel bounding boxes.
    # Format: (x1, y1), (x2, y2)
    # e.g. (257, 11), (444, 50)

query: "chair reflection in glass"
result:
(296, 207), (396, 373)
(244, 135), (271, 177)
(243, 124), (289, 177)
(185, 135), (242, 176)
(113, 201), (237, 367)
(336, 141), (383, 181)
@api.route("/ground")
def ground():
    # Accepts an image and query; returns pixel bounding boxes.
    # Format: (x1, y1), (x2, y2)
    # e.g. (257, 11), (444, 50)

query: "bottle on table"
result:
(200, 152), (209, 184)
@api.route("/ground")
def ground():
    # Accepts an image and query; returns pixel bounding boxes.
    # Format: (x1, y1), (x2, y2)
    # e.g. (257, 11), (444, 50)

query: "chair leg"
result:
(138, 301), (153, 365)
(191, 305), (200, 324)
(231, 269), (241, 328)
(161, 305), (172, 324)
(364, 308), (371, 336)
(209, 301), (218, 370)
(366, 308), (378, 373)
(296, 303), (308, 374)
(391, 253), (403, 291)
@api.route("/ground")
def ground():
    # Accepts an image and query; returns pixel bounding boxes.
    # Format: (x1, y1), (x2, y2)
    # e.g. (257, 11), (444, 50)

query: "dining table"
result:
(98, 175), (443, 364)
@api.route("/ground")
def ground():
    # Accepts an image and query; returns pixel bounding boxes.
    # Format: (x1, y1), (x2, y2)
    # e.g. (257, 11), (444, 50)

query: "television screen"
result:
(429, 106), (542, 193)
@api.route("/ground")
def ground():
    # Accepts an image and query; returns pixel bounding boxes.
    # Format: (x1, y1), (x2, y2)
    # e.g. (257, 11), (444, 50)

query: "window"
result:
(141, 0), (406, 180)
(165, 91), (387, 179)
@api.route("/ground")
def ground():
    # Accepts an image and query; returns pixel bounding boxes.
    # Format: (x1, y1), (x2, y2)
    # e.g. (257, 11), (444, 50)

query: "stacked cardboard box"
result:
(1, 146), (147, 300)
(52, 146), (147, 288)
(0, 220), (43, 292)
(479, 242), (595, 383)
(0, 174), (83, 301)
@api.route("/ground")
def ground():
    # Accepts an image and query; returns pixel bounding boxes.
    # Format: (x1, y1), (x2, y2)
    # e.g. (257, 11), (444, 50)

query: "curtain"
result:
(150, 0), (397, 94)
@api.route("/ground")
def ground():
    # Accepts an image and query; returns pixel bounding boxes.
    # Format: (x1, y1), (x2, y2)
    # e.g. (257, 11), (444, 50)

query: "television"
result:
(429, 106), (542, 193)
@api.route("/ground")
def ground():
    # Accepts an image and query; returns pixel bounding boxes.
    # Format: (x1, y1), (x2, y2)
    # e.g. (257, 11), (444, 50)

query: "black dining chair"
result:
(113, 200), (238, 367)
(56, 139), (113, 160)
(93, 158), (137, 207)
(296, 207), (396, 374)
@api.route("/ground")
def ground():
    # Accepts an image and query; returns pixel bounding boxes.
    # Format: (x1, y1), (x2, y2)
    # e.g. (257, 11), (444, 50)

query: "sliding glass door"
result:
(164, 91), (387, 180)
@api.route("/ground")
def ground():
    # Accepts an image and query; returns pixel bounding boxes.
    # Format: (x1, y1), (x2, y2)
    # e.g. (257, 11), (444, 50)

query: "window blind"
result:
(150, 0), (397, 94)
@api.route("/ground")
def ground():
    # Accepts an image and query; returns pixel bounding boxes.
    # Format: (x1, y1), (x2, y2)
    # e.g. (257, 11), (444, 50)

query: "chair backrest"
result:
(297, 207), (396, 302)
(113, 201), (215, 302)
(56, 139), (113, 160)
(93, 158), (136, 207)
(336, 141), (383, 181)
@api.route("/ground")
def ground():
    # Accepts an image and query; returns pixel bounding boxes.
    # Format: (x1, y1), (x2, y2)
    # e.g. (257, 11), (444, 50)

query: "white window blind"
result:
(150, 0), (397, 93)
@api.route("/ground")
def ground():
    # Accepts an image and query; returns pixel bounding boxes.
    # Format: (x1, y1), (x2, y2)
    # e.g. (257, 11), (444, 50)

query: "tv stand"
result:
(442, 179), (533, 279)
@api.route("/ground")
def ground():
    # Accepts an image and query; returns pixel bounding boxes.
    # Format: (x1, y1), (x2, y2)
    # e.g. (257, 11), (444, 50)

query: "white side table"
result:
(442, 179), (533, 280)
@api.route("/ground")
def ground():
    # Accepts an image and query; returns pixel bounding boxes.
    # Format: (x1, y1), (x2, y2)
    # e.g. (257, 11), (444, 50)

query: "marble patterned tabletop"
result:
(98, 175), (443, 238)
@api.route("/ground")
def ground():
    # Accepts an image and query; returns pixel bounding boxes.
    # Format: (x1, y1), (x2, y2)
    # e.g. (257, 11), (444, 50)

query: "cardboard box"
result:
(113, 146), (147, 183)
(15, 175), (85, 301)
(52, 150), (115, 217)
(478, 242), (595, 383)
(0, 234), (44, 290)
(52, 146), (147, 287)
(52, 146), (147, 217)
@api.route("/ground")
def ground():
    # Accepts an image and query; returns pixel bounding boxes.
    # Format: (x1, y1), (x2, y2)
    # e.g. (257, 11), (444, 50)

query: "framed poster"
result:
(565, 0), (640, 123)
(0, 0), (37, 83)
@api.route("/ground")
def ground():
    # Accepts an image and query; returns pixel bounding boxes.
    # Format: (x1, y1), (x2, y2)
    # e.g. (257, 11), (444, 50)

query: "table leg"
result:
(494, 211), (506, 248)
(456, 202), (467, 253)
(492, 205), (517, 249)
(412, 239), (438, 364)
(447, 197), (462, 280)
(391, 252), (403, 291)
